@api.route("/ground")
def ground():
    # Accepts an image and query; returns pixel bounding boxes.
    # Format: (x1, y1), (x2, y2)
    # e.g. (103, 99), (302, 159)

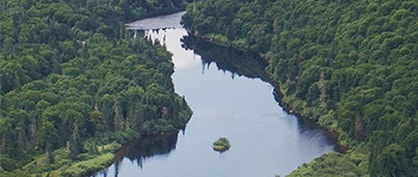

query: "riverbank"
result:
(89, 130), (181, 176)
(11, 129), (184, 177)
(0, 1), (195, 176)
(185, 31), (254, 53)
(94, 26), (337, 176)
(271, 81), (349, 153)
(16, 139), (123, 177)
(185, 32), (348, 154)
(173, 1), (417, 175)
(182, 31), (360, 176)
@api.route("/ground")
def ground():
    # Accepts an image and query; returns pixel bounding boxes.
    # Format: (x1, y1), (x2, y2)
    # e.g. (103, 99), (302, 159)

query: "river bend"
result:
(94, 11), (335, 177)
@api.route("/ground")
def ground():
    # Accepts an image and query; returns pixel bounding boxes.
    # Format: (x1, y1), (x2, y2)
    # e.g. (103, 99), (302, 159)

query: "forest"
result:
(182, 0), (418, 176)
(0, 0), (192, 176)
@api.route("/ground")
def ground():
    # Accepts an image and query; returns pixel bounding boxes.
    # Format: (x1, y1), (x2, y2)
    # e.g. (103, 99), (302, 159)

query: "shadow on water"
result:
(93, 11), (340, 177)
(181, 34), (271, 83)
(124, 133), (178, 163)
(93, 133), (178, 177)
(181, 33), (345, 153)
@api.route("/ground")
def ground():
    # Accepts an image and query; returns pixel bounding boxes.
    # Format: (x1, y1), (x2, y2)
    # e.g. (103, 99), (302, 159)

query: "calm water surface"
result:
(94, 12), (335, 177)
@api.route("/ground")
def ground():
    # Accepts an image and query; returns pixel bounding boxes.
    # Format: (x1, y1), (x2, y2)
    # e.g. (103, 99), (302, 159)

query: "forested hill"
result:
(182, 0), (418, 176)
(0, 0), (192, 176)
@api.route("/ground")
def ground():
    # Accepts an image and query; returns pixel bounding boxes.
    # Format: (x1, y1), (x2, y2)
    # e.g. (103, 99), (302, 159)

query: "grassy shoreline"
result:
(8, 129), (186, 177)
(10, 139), (123, 177)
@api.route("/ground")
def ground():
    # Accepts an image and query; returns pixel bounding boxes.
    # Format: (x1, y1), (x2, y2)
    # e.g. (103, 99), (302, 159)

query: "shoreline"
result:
(78, 13), (346, 176)
(271, 83), (348, 153)
(186, 32), (348, 153)
(84, 130), (181, 177)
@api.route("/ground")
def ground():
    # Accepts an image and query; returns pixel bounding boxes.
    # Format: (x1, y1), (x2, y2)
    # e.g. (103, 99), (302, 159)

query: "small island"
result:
(212, 137), (231, 152)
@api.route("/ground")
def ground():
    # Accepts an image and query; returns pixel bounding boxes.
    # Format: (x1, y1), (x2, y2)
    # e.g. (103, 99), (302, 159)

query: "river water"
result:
(94, 11), (335, 177)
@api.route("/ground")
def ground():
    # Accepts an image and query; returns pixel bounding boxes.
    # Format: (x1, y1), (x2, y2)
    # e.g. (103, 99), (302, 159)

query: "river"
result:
(94, 11), (335, 177)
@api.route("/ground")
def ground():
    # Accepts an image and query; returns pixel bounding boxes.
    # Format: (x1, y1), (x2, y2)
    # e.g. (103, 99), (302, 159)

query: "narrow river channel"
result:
(94, 11), (335, 177)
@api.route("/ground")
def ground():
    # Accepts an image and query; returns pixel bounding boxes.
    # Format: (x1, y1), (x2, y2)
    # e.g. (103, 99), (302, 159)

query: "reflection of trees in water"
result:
(181, 33), (290, 116)
(181, 34), (271, 83)
(180, 35), (344, 153)
(126, 133), (177, 160)
(109, 133), (178, 176)
(180, 34), (335, 139)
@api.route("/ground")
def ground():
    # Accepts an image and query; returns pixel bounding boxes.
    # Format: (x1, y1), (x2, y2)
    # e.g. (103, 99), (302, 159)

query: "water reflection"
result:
(181, 34), (271, 83)
(181, 33), (338, 151)
(94, 11), (336, 176)
(94, 133), (178, 177)
(126, 11), (185, 30)
(125, 134), (177, 162)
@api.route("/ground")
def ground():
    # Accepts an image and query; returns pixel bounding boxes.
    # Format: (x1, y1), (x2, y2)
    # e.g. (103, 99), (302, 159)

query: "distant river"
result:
(94, 11), (335, 177)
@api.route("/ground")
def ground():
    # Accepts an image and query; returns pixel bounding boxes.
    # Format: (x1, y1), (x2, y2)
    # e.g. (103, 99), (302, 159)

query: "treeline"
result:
(0, 0), (191, 176)
(182, 0), (418, 176)
(66, 0), (190, 21)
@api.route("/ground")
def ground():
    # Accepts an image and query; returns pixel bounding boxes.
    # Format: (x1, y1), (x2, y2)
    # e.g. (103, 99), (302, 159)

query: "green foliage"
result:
(61, 153), (114, 177)
(213, 137), (230, 146)
(0, 0), (193, 175)
(143, 119), (176, 135)
(212, 137), (230, 152)
(183, 0), (417, 176)
(97, 142), (122, 154)
(0, 155), (20, 172)
(287, 152), (368, 177)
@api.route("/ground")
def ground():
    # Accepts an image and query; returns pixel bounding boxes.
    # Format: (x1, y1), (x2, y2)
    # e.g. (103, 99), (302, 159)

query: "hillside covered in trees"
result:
(182, 0), (418, 176)
(0, 0), (192, 176)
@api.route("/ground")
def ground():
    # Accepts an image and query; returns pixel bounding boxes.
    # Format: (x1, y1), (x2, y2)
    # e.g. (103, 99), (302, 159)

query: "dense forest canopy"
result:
(0, 0), (192, 176)
(182, 0), (418, 176)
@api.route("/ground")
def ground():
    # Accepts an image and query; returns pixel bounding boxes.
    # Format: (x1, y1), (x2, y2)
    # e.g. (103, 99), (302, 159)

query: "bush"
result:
(213, 137), (230, 152)
(0, 155), (19, 171)
(62, 153), (114, 177)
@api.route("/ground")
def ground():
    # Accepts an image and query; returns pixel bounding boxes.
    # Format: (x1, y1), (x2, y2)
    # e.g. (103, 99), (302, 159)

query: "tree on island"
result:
(213, 137), (230, 152)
